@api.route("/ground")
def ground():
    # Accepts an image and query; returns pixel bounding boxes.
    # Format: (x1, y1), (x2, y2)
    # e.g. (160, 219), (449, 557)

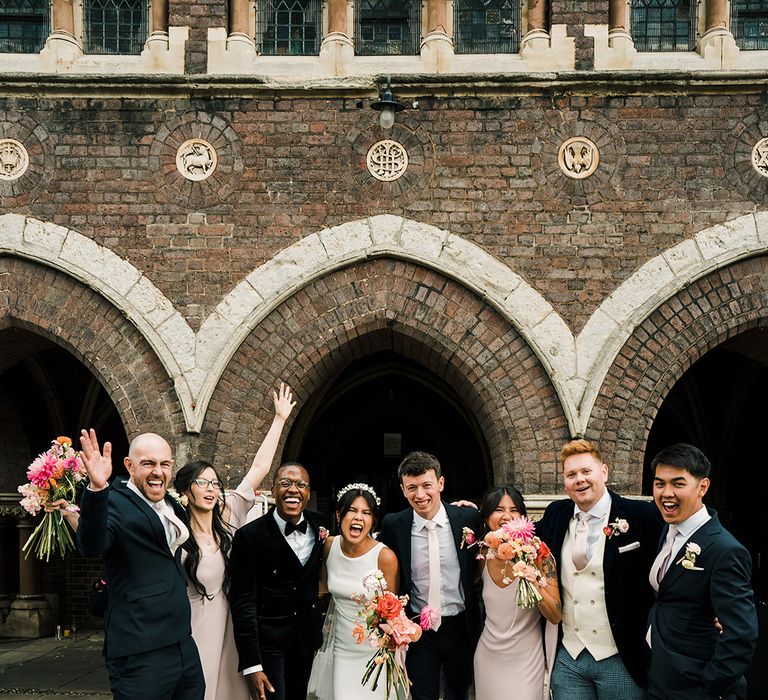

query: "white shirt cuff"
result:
(243, 665), (263, 675)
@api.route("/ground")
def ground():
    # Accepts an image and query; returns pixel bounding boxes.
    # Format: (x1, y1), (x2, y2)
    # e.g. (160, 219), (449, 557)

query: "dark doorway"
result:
(284, 351), (491, 517)
(643, 327), (768, 697)
(0, 326), (129, 623)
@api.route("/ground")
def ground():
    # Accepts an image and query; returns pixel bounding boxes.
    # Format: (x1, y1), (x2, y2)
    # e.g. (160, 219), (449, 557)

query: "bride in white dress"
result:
(318, 483), (400, 700)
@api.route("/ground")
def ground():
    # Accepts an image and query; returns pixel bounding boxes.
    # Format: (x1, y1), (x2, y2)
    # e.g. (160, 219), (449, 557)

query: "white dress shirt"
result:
(661, 505), (711, 577)
(410, 503), (464, 616)
(125, 480), (189, 553)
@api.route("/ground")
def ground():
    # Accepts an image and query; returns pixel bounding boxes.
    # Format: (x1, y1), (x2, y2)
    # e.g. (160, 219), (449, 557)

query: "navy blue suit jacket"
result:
(76, 478), (193, 659)
(536, 490), (663, 687)
(378, 502), (482, 643)
(647, 509), (757, 698)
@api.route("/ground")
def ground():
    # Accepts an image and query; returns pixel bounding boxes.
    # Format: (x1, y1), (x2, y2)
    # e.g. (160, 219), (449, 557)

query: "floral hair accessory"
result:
(603, 518), (629, 539)
(167, 488), (189, 508)
(677, 541), (702, 570)
(336, 482), (381, 506)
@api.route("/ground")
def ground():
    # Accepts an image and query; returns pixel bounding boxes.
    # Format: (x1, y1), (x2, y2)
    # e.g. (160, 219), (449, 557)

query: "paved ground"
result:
(0, 633), (110, 699)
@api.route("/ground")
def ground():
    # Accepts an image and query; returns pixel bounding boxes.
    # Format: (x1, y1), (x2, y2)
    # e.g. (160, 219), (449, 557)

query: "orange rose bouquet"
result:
(17, 437), (87, 561)
(352, 569), (422, 698)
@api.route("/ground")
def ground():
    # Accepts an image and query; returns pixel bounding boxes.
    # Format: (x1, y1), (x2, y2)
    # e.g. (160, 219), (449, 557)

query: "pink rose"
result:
(382, 613), (422, 645)
(420, 605), (440, 631)
(497, 542), (516, 561)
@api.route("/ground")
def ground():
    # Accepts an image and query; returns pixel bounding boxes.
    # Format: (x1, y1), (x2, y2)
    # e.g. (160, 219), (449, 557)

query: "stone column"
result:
(608, 0), (628, 33)
(0, 518), (53, 638)
(698, 0), (737, 64)
(421, 0), (452, 71)
(43, 0), (81, 62)
(319, 0), (354, 73)
(705, 0), (729, 33)
(146, 0), (170, 51)
(521, 0), (549, 52)
(606, 0), (634, 57)
(0, 520), (10, 623)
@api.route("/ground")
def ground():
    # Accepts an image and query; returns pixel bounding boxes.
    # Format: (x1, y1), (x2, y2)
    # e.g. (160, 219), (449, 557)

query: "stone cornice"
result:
(0, 70), (767, 98)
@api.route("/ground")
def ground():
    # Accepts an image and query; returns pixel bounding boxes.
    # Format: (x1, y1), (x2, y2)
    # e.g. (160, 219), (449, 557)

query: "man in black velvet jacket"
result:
(230, 462), (324, 700)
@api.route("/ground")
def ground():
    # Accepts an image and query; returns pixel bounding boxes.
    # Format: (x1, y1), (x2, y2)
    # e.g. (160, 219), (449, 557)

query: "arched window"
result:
(454, 0), (520, 53)
(84, 0), (147, 54)
(354, 0), (421, 55)
(257, 0), (321, 54)
(630, 0), (696, 51)
(0, 0), (49, 53)
(731, 0), (768, 49)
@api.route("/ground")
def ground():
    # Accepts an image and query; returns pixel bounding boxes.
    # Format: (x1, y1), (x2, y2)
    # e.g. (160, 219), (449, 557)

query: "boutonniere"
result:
(603, 518), (629, 539)
(167, 488), (189, 508)
(460, 526), (476, 548)
(677, 541), (702, 569)
(318, 526), (329, 542)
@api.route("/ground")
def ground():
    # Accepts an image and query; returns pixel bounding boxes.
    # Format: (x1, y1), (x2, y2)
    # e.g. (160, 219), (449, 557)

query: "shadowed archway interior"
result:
(284, 351), (492, 517)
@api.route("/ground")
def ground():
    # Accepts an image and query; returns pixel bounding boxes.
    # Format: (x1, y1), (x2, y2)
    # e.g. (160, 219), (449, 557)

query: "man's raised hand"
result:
(80, 428), (113, 491)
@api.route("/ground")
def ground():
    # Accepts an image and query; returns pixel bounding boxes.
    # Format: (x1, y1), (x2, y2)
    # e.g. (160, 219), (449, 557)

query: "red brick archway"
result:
(588, 255), (768, 489)
(203, 258), (569, 493)
(0, 256), (183, 443)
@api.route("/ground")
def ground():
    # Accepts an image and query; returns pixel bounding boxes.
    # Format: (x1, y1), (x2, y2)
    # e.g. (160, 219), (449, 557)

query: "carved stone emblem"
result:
(558, 137), (599, 179)
(0, 139), (29, 181)
(176, 139), (218, 181)
(367, 139), (409, 182)
(751, 137), (768, 177)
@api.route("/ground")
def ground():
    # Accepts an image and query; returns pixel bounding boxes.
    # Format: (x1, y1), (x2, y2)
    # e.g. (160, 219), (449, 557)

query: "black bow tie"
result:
(284, 520), (307, 536)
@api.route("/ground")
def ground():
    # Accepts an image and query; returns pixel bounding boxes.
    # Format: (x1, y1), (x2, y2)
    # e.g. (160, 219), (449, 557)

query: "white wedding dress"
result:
(327, 536), (390, 699)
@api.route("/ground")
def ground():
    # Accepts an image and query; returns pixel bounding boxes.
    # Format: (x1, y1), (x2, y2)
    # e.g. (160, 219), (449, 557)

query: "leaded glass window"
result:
(732, 0), (768, 49)
(355, 0), (420, 55)
(0, 0), (49, 53)
(84, 0), (147, 54)
(454, 0), (519, 53)
(630, 0), (696, 51)
(258, 0), (320, 55)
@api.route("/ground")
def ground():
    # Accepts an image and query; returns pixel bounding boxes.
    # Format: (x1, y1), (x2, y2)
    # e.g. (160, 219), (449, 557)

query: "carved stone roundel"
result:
(558, 136), (600, 179)
(751, 137), (768, 178)
(176, 139), (218, 181)
(367, 139), (409, 182)
(0, 139), (30, 181)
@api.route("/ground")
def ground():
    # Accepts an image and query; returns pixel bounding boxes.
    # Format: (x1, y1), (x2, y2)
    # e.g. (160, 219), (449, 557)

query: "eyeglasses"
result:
(193, 478), (222, 490)
(276, 478), (310, 490)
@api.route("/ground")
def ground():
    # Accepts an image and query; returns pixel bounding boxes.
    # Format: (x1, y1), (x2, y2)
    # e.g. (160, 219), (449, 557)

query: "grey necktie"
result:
(572, 511), (590, 570)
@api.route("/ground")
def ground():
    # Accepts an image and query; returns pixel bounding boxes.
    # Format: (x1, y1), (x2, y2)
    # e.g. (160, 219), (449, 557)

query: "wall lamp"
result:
(370, 76), (406, 130)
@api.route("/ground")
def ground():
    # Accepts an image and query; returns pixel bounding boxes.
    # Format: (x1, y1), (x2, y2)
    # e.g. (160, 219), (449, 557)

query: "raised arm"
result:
(241, 382), (297, 492)
(76, 429), (114, 556)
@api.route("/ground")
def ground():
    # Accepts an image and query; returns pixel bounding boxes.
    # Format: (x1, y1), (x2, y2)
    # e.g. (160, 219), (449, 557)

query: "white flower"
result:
(687, 542), (701, 555)
(617, 519), (629, 533)
(362, 569), (386, 592)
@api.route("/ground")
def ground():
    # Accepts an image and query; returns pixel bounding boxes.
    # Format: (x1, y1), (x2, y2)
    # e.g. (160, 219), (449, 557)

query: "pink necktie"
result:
(425, 520), (442, 631)
(649, 525), (678, 591)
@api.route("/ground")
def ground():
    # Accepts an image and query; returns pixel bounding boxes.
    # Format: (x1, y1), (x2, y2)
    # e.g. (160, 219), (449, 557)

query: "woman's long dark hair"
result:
(174, 460), (233, 600)
(479, 485), (527, 535)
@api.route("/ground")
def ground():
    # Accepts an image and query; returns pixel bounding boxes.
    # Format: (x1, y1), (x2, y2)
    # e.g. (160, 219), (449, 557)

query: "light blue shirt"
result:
(410, 503), (464, 616)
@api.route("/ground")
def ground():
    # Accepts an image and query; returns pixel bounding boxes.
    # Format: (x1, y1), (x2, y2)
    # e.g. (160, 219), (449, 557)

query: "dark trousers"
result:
(261, 648), (315, 700)
(406, 612), (473, 700)
(105, 636), (204, 700)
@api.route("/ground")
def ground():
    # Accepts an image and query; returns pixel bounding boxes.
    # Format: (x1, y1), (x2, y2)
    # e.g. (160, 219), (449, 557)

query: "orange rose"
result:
(497, 542), (516, 561)
(536, 541), (551, 564)
(375, 592), (403, 620)
(56, 436), (71, 446)
(485, 533), (502, 550)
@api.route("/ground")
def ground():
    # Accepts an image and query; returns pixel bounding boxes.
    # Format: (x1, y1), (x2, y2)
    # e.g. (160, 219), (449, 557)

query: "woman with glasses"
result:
(173, 382), (297, 700)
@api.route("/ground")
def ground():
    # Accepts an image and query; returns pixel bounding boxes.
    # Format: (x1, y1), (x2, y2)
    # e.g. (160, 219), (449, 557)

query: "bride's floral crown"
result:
(336, 482), (381, 506)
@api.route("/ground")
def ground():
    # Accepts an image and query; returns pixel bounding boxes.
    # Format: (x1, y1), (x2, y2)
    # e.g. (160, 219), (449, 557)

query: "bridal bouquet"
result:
(18, 437), (87, 561)
(352, 569), (422, 698)
(474, 517), (549, 609)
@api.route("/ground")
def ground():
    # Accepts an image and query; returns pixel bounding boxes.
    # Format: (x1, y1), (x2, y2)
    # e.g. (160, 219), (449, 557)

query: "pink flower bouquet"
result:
(477, 517), (547, 609)
(18, 437), (87, 561)
(352, 569), (422, 698)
